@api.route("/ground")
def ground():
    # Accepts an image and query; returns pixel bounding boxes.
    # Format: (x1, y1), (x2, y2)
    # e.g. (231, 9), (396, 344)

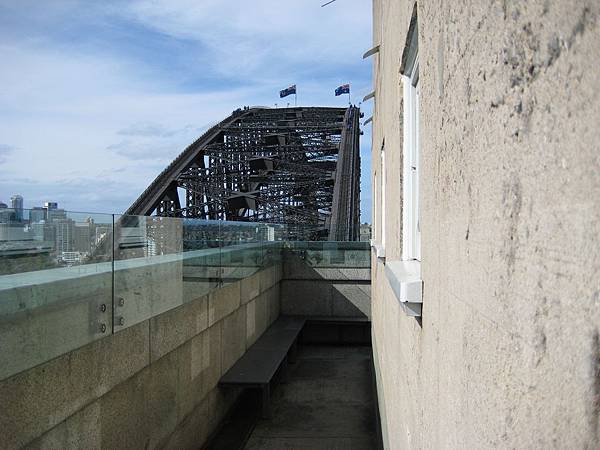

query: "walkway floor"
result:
(244, 345), (377, 450)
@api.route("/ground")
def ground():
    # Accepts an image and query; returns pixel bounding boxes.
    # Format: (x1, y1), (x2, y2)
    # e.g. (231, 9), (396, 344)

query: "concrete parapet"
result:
(241, 271), (260, 304)
(221, 307), (247, 374)
(1, 263), (283, 450)
(208, 281), (241, 326)
(26, 401), (101, 450)
(0, 269), (113, 382)
(150, 294), (208, 362)
(281, 280), (334, 316)
(246, 292), (269, 347)
(281, 279), (370, 319)
(332, 284), (371, 318)
(2, 254), (367, 449)
(265, 284), (280, 325)
(280, 252), (371, 319)
(0, 322), (149, 449)
(259, 263), (281, 293)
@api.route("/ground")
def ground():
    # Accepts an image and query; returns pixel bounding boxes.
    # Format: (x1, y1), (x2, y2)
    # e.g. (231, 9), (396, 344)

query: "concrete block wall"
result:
(0, 263), (283, 450)
(370, 0), (600, 448)
(281, 253), (371, 319)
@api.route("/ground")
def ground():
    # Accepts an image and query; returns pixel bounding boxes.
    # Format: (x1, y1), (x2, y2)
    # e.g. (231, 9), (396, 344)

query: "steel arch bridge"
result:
(126, 106), (361, 241)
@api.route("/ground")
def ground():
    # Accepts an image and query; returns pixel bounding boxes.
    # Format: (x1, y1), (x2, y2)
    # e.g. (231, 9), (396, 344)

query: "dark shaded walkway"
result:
(244, 345), (377, 449)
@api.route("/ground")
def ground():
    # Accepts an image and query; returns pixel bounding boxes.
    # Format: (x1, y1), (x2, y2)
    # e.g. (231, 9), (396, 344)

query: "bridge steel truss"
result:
(126, 106), (361, 240)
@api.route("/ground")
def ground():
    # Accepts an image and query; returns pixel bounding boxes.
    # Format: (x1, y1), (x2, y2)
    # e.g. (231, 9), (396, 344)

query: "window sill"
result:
(370, 240), (386, 261)
(384, 259), (423, 317)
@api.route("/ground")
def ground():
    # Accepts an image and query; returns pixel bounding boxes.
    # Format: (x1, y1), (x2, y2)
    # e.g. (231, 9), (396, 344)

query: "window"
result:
(383, 6), (423, 317)
(380, 140), (386, 251)
(402, 59), (420, 261)
(371, 141), (386, 260)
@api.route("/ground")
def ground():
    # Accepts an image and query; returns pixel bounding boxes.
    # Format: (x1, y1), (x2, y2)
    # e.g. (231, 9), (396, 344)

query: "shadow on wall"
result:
(280, 246), (371, 319)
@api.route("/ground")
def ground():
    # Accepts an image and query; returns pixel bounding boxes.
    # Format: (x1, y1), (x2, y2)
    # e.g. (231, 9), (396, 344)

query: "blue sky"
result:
(0, 0), (372, 222)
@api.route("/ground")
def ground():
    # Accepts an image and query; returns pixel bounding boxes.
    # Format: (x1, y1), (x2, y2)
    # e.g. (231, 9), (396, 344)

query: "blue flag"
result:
(335, 84), (350, 96)
(280, 84), (297, 98)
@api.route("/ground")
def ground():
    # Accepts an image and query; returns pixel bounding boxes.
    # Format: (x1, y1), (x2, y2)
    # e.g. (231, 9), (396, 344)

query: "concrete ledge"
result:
(0, 321), (149, 449)
(283, 258), (370, 281)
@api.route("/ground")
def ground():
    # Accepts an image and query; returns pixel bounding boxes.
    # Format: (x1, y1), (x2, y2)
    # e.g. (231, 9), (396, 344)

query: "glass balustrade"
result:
(0, 208), (370, 381)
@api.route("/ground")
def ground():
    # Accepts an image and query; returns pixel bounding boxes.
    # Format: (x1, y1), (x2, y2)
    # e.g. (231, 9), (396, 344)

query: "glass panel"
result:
(0, 208), (114, 380)
(284, 240), (370, 269)
(219, 221), (264, 285)
(113, 214), (184, 330)
(263, 223), (285, 267)
(182, 218), (221, 302)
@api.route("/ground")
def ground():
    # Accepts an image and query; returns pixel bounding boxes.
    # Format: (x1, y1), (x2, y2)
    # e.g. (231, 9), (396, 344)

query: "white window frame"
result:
(380, 141), (386, 251)
(402, 57), (420, 262)
(384, 6), (423, 317)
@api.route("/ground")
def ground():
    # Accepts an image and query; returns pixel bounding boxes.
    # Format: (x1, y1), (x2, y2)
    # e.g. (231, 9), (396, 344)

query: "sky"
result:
(0, 0), (373, 222)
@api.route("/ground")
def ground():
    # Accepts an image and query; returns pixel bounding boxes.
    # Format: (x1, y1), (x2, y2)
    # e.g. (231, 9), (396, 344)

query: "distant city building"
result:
(0, 208), (16, 224)
(0, 201), (7, 209)
(29, 207), (46, 224)
(10, 195), (23, 222)
(46, 208), (67, 223)
(73, 221), (93, 254)
(0, 223), (29, 241)
(55, 219), (74, 253)
(44, 202), (58, 210)
(30, 222), (54, 242)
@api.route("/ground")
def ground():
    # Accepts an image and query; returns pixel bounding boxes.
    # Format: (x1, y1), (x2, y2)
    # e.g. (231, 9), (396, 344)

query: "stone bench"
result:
(219, 316), (305, 418)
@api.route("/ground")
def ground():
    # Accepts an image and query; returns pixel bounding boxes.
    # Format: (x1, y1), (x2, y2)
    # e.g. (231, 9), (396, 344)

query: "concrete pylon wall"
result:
(370, 0), (600, 448)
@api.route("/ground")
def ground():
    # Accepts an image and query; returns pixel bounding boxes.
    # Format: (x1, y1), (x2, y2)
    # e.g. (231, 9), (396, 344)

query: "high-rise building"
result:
(54, 219), (74, 254)
(0, 208), (16, 224)
(11, 195), (23, 222)
(46, 208), (67, 223)
(29, 207), (46, 224)
(43, 202), (66, 223)
(73, 222), (92, 254)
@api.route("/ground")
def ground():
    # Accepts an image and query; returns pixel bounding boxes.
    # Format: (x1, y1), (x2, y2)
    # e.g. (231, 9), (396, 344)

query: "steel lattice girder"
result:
(125, 106), (361, 240)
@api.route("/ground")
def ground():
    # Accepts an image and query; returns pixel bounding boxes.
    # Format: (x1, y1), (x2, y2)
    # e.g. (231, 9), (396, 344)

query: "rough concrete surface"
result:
(371, 0), (600, 448)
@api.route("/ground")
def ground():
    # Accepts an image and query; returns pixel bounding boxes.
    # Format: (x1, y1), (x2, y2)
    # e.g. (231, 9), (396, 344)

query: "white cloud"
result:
(0, 0), (373, 217)
(118, 0), (371, 78)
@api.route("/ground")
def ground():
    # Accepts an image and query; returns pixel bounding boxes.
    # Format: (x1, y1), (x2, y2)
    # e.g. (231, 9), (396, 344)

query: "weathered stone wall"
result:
(371, 0), (600, 448)
(0, 263), (282, 449)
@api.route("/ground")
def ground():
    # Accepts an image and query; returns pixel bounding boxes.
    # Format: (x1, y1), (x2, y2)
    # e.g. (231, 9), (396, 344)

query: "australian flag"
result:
(335, 84), (350, 96)
(279, 84), (297, 98)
